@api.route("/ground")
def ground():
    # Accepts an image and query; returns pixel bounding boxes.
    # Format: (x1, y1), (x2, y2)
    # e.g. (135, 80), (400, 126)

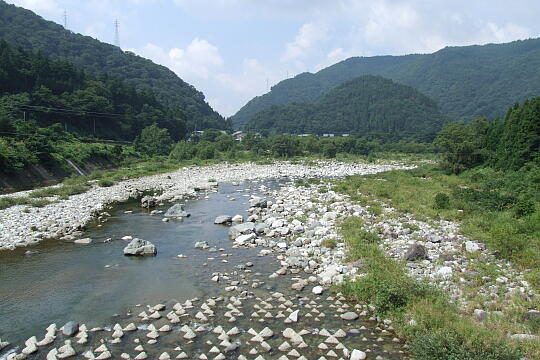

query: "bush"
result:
(433, 192), (450, 209)
(321, 239), (337, 248)
(514, 199), (535, 218)
(98, 179), (114, 187)
(134, 123), (172, 156)
(407, 299), (522, 360)
(169, 141), (196, 161)
(342, 260), (435, 316)
(196, 141), (216, 160)
(322, 142), (338, 158)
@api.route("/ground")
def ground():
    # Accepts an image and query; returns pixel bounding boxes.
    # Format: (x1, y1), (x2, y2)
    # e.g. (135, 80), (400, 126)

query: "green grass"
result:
(321, 239), (337, 249)
(338, 216), (523, 360)
(334, 165), (540, 289)
(29, 182), (90, 199)
(0, 196), (53, 210)
(335, 163), (540, 358)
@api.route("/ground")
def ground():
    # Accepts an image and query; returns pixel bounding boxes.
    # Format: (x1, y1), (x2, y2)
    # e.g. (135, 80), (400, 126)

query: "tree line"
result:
(244, 76), (448, 142)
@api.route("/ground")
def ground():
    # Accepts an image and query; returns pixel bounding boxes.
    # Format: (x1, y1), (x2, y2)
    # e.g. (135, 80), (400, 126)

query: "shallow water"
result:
(0, 180), (284, 346)
(0, 178), (406, 359)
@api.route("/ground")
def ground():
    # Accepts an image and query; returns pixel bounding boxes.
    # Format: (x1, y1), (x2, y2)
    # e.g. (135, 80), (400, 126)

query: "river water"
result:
(0, 178), (406, 359)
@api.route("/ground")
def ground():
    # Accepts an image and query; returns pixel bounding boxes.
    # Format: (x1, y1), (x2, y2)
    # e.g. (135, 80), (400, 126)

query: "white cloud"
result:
(315, 47), (355, 71)
(169, 38), (224, 79)
(480, 23), (530, 43)
(133, 38), (223, 82)
(281, 23), (329, 62)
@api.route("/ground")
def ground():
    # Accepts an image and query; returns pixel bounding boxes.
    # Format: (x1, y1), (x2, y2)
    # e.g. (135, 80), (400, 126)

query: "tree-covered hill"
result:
(245, 75), (448, 141)
(0, 41), (187, 140)
(232, 38), (540, 128)
(0, 0), (228, 131)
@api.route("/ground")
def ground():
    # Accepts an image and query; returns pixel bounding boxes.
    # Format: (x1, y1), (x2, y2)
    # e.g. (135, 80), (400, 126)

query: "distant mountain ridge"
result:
(232, 38), (540, 128)
(0, 0), (228, 131)
(244, 75), (448, 141)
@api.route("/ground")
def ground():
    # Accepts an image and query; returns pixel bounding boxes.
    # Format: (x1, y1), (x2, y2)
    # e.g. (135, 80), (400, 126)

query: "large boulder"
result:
(228, 222), (256, 238)
(164, 204), (190, 218)
(62, 321), (79, 337)
(214, 215), (232, 225)
(141, 196), (157, 208)
(250, 198), (268, 208)
(404, 244), (428, 261)
(123, 238), (157, 256)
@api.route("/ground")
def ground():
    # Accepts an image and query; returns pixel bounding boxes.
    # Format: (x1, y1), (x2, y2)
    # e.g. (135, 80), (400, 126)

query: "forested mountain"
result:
(232, 38), (540, 127)
(0, 0), (228, 131)
(244, 75), (448, 140)
(0, 41), (189, 140)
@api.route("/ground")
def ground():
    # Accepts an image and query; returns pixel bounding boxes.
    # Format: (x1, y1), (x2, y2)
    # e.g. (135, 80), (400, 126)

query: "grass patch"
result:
(334, 165), (540, 290)
(338, 217), (523, 359)
(97, 179), (114, 187)
(0, 196), (53, 210)
(321, 239), (337, 249)
(29, 182), (90, 199)
(405, 299), (522, 360)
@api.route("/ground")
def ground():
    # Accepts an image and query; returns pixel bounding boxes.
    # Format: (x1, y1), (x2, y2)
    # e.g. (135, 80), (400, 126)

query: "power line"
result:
(114, 19), (120, 48)
(12, 104), (125, 118)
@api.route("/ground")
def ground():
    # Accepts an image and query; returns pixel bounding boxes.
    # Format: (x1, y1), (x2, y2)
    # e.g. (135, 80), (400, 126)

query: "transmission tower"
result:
(63, 9), (67, 29)
(114, 19), (120, 48)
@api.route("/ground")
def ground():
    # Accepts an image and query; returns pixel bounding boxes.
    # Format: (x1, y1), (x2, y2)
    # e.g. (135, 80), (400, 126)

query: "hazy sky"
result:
(5, 0), (540, 117)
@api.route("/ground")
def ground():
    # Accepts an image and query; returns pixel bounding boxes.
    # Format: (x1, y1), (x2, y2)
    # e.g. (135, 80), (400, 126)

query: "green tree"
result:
(215, 134), (234, 152)
(322, 141), (338, 158)
(435, 119), (489, 174)
(196, 141), (216, 160)
(270, 135), (301, 158)
(169, 140), (196, 161)
(134, 123), (172, 156)
(201, 129), (224, 142)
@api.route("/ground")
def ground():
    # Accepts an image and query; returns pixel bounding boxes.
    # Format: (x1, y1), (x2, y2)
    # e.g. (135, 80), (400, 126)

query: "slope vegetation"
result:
(0, 0), (227, 131)
(245, 75), (448, 140)
(233, 38), (540, 127)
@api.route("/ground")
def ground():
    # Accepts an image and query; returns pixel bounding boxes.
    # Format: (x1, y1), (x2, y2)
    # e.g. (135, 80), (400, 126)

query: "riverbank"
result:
(0, 161), (410, 251)
(1, 174), (407, 360)
(2, 163), (538, 359)
(224, 175), (538, 358)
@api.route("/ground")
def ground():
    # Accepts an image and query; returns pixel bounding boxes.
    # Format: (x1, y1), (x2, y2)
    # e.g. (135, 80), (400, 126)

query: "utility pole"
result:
(63, 9), (67, 29)
(114, 19), (120, 48)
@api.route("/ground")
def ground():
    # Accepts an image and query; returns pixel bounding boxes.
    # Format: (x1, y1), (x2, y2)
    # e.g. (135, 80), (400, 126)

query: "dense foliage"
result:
(0, 41), (191, 141)
(0, 1), (228, 131)
(0, 120), (127, 174)
(244, 76), (448, 140)
(232, 38), (540, 128)
(166, 130), (433, 162)
(436, 97), (540, 174)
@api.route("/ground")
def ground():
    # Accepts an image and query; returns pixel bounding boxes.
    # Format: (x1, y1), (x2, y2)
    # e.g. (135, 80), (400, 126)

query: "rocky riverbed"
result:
(0, 161), (410, 251)
(223, 179), (539, 342)
(2, 161), (537, 360)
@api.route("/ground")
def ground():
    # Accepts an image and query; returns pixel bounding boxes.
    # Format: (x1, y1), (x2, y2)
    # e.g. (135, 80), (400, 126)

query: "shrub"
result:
(514, 199), (535, 218)
(321, 239), (337, 249)
(322, 142), (338, 158)
(98, 179), (114, 187)
(169, 141), (196, 161)
(134, 123), (172, 156)
(433, 192), (450, 209)
(407, 299), (522, 360)
(196, 141), (216, 160)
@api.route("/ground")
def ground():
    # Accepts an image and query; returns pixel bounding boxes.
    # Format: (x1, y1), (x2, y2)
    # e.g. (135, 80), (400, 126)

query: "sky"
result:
(5, 0), (540, 117)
